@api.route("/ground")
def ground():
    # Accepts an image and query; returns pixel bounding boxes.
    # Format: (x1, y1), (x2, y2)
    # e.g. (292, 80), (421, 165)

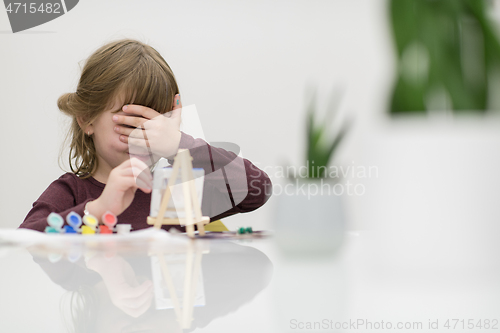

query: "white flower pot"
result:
(272, 178), (346, 256)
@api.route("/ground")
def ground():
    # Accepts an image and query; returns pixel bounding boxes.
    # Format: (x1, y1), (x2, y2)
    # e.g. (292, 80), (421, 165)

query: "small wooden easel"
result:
(147, 149), (210, 237)
(153, 240), (209, 330)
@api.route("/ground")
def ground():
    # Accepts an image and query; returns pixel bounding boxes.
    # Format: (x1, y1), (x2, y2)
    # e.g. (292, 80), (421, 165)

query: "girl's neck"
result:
(92, 172), (108, 184)
(92, 169), (109, 185)
(92, 155), (114, 184)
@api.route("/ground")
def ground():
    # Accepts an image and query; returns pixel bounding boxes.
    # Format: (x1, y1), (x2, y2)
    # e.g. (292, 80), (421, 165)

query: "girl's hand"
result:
(112, 94), (182, 166)
(86, 254), (154, 318)
(88, 157), (153, 217)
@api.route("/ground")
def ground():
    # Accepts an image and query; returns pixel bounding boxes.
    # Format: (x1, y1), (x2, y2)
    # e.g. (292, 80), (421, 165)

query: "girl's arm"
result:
(166, 132), (273, 221)
(20, 158), (153, 232)
(18, 174), (94, 232)
(117, 102), (272, 221)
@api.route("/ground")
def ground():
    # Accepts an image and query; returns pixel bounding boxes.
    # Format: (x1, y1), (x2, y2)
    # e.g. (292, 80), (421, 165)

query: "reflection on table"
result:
(27, 235), (272, 333)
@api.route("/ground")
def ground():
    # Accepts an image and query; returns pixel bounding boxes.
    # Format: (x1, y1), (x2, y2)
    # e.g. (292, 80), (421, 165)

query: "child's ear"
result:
(76, 116), (93, 135)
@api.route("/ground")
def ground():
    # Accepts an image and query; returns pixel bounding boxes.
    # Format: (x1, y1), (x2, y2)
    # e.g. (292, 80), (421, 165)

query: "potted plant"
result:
(273, 86), (351, 256)
(355, 0), (500, 269)
(388, 0), (500, 115)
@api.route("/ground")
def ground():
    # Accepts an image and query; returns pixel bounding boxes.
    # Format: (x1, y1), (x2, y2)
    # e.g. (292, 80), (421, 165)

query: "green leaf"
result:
(303, 85), (351, 178)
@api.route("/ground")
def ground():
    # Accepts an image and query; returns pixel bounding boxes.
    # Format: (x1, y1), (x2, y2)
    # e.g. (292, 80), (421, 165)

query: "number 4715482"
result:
(6, 3), (61, 14)
(443, 319), (498, 330)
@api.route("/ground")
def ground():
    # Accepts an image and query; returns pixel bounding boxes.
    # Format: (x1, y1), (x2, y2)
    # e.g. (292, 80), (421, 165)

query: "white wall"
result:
(0, 0), (397, 230)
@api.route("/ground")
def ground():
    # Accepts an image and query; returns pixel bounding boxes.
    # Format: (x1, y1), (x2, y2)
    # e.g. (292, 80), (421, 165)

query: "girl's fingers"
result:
(127, 292), (154, 318)
(122, 157), (151, 175)
(111, 282), (153, 318)
(122, 292), (154, 318)
(172, 94), (182, 110)
(125, 136), (155, 153)
(120, 171), (150, 189)
(118, 285), (154, 311)
(119, 133), (148, 147)
(121, 136), (152, 157)
(133, 166), (152, 181)
(164, 94), (182, 118)
(168, 107), (182, 119)
(129, 164), (153, 184)
(115, 125), (147, 139)
(113, 114), (147, 128)
(115, 119), (160, 138)
(122, 104), (160, 120)
(128, 147), (154, 158)
(119, 159), (153, 185)
(130, 176), (151, 193)
(119, 279), (153, 300)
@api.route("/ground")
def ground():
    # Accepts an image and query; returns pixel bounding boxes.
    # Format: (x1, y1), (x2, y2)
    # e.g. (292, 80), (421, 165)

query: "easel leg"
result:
(196, 222), (205, 236)
(183, 244), (203, 329)
(181, 242), (195, 328)
(180, 153), (195, 237)
(157, 254), (183, 323)
(186, 224), (195, 236)
(154, 156), (181, 229)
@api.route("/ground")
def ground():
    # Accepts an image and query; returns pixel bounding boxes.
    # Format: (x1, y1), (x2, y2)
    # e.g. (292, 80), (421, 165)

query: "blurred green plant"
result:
(389, 0), (500, 114)
(304, 87), (351, 179)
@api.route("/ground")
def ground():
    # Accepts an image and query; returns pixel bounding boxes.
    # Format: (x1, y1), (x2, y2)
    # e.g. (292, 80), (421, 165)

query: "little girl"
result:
(19, 38), (272, 232)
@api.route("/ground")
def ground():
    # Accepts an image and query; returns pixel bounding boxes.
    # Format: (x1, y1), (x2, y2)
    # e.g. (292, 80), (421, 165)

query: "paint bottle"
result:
(102, 211), (117, 230)
(47, 212), (64, 232)
(66, 211), (82, 232)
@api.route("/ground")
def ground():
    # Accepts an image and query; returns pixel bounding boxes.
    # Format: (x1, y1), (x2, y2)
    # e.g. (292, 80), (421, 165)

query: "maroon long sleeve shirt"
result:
(19, 132), (272, 232)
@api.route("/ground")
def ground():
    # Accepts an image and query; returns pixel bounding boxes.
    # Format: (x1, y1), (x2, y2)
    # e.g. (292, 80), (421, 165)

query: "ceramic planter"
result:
(273, 177), (345, 256)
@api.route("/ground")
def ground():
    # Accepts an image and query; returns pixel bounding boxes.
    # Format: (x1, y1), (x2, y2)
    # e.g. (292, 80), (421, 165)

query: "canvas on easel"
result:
(147, 149), (210, 237)
(150, 168), (204, 219)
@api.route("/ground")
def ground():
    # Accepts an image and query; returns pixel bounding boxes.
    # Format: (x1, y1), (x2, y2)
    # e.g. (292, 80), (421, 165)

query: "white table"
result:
(0, 229), (499, 332)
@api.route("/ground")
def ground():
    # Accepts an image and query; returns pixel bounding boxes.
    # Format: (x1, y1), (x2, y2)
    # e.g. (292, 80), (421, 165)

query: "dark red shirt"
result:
(19, 132), (272, 232)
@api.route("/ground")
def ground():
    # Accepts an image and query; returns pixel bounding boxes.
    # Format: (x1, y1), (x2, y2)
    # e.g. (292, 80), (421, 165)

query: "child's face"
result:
(91, 92), (141, 173)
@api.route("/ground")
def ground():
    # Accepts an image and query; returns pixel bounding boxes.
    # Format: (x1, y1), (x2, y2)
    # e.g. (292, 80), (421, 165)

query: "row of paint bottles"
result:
(45, 210), (131, 234)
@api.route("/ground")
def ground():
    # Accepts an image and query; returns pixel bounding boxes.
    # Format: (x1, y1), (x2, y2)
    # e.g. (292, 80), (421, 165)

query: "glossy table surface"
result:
(1, 228), (499, 333)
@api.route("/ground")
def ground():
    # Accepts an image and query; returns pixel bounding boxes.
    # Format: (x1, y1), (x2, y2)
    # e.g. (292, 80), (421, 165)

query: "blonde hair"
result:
(57, 38), (180, 178)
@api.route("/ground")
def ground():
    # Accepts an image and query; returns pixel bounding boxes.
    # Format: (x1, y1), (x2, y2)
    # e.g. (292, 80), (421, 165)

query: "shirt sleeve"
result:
(167, 132), (272, 221)
(18, 174), (93, 232)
